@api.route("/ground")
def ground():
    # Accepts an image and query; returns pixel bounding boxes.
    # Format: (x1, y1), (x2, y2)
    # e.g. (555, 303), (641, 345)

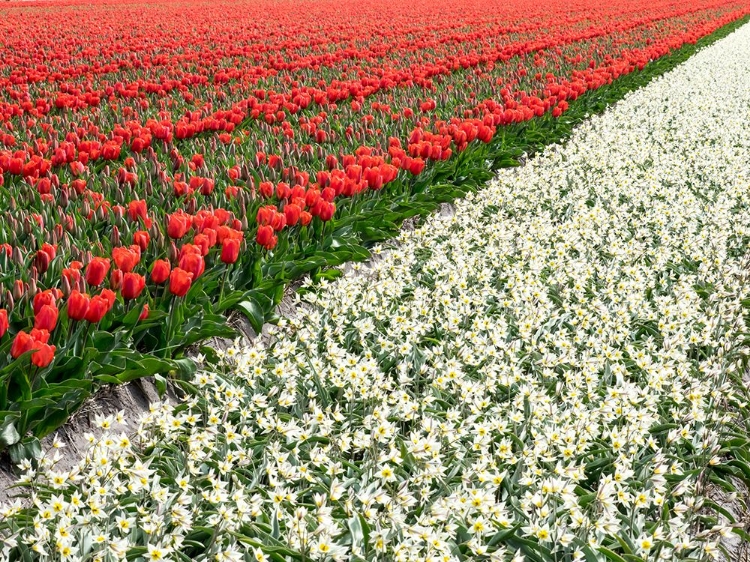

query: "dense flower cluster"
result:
(2, 20), (750, 562)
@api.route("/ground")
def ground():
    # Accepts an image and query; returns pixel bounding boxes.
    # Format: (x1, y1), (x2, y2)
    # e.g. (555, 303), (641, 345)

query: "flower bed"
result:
(0, 0), (748, 453)
(3, 18), (750, 562)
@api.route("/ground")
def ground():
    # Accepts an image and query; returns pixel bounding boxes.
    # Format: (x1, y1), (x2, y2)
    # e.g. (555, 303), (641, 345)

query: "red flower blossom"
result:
(139, 304), (150, 321)
(112, 246), (140, 273)
(31, 343), (55, 368)
(220, 238), (241, 264)
(85, 257), (111, 287)
(10, 331), (34, 358)
(178, 250), (205, 280)
(67, 290), (90, 321)
(0, 309), (8, 339)
(256, 225), (278, 250)
(122, 273), (146, 300)
(167, 212), (191, 239)
(151, 259), (171, 284)
(133, 230), (150, 251)
(34, 304), (59, 331)
(84, 295), (110, 323)
(169, 268), (193, 297)
(33, 289), (57, 315)
(284, 203), (302, 227)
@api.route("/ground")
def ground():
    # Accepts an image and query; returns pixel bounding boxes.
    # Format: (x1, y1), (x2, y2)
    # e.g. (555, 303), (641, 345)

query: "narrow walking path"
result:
(3, 22), (750, 562)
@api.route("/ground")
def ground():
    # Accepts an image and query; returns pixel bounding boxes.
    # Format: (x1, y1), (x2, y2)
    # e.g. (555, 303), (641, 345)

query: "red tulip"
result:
(133, 230), (150, 251)
(0, 309), (7, 338)
(284, 204), (301, 227)
(100, 289), (116, 308)
(11, 331), (34, 358)
(178, 251), (205, 280)
(34, 304), (59, 331)
(30, 328), (50, 344)
(220, 238), (241, 264)
(122, 273), (146, 300)
(151, 259), (171, 284)
(31, 343), (55, 368)
(35, 249), (51, 274)
(167, 212), (191, 239)
(259, 181), (274, 198)
(316, 201), (335, 222)
(169, 268), (193, 297)
(408, 158), (425, 175)
(256, 225), (278, 250)
(84, 295), (110, 323)
(85, 257), (111, 286)
(477, 125), (494, 143)
(113, 246), (141, 273)
(33, 290), (57, 315)
(41, 243), (56, 261)
(67, 290), (90, 321)
(62, 266), (82, 286)
(110, 269), (123, 290)
(270, 212), (286, 232)
(139, 304), (150, 321)
(128, 199), (148, 223)
(193, 233), (211, 256)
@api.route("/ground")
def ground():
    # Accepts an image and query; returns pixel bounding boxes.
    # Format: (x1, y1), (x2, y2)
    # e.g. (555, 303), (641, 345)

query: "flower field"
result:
(4, 14), (750, 561)
(2, 0), (750, 560)
(0, 0), (749, 456)
(0, 14), (750, 562)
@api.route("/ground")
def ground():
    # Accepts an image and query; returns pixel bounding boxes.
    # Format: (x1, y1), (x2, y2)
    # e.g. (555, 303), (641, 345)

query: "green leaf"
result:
(0, 414), (21, 447)
(94, 374), (122, 385)
(9, 436), (41, 464)
(598, 546), (629, 562)
(236, 298), (266, 334)
(154, 373), (167, 396)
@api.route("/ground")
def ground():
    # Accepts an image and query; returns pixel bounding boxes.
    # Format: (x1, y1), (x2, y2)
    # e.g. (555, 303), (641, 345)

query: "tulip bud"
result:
(13, 280), (24, 301)
(110, 269), (123, 290)
(61, 274), (71, 297)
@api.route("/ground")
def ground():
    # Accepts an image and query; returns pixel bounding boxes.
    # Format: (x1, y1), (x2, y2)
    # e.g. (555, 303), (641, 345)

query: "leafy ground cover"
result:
(0, 0), (748, 454)
(3, 17), (750, 562)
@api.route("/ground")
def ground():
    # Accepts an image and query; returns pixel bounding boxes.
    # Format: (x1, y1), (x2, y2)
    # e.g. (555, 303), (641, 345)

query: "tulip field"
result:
(2, 0), (750, 559)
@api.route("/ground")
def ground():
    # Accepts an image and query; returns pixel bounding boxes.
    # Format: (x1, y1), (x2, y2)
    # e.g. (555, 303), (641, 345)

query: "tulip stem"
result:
(164, 295), (177, 357)
(80, 323), (92, 356)
(219, 266), (230, 303)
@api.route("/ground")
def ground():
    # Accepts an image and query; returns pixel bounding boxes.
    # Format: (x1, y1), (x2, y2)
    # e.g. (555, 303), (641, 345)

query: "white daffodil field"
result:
(3, 16), (750, 562)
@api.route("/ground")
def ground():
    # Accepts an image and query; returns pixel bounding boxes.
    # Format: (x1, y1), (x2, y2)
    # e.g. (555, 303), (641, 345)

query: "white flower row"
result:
(3, 21), (750, 562)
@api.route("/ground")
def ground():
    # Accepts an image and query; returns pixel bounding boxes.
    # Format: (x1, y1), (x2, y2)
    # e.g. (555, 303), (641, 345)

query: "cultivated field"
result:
(1, 0), (750, 560)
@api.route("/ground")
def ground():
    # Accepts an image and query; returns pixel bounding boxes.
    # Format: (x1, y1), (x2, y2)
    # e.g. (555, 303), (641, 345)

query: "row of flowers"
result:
(3, 18), (750, 562)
